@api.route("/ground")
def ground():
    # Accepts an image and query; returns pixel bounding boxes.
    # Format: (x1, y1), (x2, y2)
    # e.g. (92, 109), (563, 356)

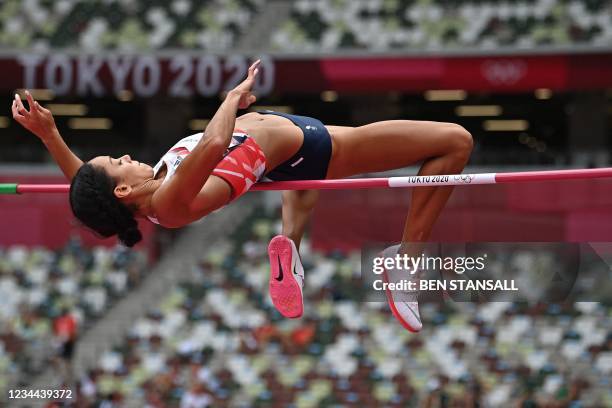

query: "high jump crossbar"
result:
(1, 167), (612, 194)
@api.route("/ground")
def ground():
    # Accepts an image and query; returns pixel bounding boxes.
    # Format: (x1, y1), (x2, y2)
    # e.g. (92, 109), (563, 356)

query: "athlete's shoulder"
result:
(148, 182), (191, 229)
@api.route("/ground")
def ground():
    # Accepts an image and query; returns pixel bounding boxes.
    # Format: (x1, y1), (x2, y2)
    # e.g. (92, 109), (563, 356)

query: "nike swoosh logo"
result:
(275, 255), (283, 281)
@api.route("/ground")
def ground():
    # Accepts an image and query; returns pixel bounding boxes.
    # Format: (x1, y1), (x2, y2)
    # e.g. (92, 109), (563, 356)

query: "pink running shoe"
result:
(381, 245), (423, 333)
(268, 235), (304, 318)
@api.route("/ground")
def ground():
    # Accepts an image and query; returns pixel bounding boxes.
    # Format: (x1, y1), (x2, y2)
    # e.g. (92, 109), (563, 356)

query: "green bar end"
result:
(0, 184), (18, 194)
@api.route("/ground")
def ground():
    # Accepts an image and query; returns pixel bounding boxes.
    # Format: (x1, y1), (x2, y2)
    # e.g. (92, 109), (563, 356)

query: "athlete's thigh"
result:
(325, 125), (355, 134)
(327, 120), (461, 179)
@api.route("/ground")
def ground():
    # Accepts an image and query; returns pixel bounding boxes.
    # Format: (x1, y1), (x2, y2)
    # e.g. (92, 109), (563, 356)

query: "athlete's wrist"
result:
(39, 127), (61, 143)
(225, 89), (243, 101)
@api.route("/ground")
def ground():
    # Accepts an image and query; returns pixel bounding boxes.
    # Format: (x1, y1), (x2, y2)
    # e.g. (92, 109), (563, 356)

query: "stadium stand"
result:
(0, 0), (264, 51)
(74, 209), (612, 407)
(271, 0), (612, 52)
(3, 0), (610, 52)
(0, 239), (148, 393)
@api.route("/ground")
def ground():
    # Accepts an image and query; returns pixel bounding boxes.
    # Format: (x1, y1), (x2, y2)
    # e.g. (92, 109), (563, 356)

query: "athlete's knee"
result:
(444, 124), (473, 160)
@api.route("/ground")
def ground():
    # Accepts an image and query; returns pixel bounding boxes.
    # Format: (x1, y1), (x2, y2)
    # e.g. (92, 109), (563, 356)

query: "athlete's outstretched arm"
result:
(12, 91), (83, 180)
(153, 60), (260, 214)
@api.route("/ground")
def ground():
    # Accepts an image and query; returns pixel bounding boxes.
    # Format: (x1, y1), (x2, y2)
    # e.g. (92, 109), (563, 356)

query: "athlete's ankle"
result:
(280, 233), (301, 249)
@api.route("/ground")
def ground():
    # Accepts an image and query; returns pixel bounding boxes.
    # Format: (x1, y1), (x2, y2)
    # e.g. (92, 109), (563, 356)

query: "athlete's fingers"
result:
(12, 98), (25, 121)
(15, 93), (29, 116)
(11, 99), (19, 117)
(248, 59), (261, 77)
(25, 90), (37, 113)
(35, 101), (47, 113)
(12, 101), (25, 122)
(248, 59), (260, 72)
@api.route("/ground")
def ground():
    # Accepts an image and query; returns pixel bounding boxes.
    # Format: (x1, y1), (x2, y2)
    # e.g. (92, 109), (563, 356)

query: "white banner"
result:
(388, 173), (497, 187)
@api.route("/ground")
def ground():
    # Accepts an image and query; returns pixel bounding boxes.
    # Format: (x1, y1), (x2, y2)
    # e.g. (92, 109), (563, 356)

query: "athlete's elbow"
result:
(209, 139), (228, 157)
(197, 135), (227, 160)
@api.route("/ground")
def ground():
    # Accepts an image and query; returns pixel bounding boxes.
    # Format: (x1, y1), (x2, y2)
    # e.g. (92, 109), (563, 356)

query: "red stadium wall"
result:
(311, 178), (612, 252)
(1, 52), (611, 98)
(0, 174), (155, 249)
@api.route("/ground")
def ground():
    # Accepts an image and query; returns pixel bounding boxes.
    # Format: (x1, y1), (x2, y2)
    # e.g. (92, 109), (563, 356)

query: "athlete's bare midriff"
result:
(235, 112), (303, 173)
(234, 112), (342, 176)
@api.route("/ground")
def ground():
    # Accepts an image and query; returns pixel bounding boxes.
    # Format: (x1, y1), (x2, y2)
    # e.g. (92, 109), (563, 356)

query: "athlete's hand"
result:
(231, 59), (260, 109)
(12, 90), (58, 141)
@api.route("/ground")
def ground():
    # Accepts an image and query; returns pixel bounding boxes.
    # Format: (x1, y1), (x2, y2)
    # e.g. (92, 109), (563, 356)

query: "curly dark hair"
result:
(69, 163), (142, 247)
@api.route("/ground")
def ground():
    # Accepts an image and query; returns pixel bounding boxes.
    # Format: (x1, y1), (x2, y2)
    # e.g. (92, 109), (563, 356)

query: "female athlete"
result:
(12, 60), (472, 332)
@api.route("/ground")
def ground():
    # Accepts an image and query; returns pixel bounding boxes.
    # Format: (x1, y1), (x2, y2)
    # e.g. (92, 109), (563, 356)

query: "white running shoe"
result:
(268, 235), (304, 318)
(381, 244), (423, 333)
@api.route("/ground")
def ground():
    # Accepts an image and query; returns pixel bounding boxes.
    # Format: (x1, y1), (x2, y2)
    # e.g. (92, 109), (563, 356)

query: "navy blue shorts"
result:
(258, 111), (332, 181)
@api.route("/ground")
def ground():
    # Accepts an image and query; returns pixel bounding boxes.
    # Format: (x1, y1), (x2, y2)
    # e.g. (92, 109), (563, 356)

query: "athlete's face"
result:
(89, 155), (155, 194)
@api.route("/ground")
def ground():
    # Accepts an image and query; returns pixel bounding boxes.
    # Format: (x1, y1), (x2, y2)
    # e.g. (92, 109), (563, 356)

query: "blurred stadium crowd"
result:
(0, 210), (601, 407)
(273, 0), (612, 51)
(0, 240), (148, 395)
(1, 0), (610, 51)
(0, 0), (264, 51)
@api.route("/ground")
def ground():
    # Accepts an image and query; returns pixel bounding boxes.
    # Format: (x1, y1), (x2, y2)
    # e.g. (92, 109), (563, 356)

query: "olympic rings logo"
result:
(481, 60), (527, 85)
(454, 175), (474, 184)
